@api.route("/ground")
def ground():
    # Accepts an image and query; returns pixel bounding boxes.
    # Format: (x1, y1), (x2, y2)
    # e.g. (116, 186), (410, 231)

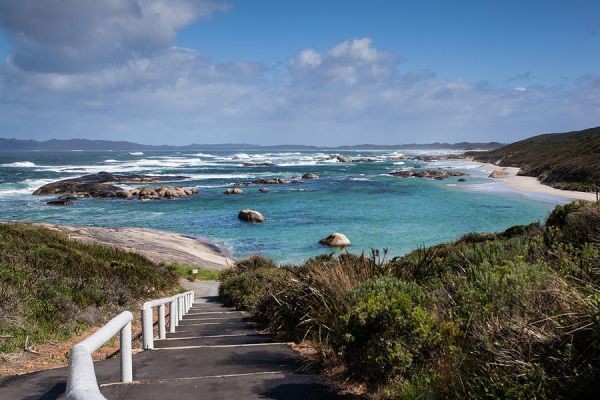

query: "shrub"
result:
(219, 255), (286, 310)
(336, 278), (440, 387)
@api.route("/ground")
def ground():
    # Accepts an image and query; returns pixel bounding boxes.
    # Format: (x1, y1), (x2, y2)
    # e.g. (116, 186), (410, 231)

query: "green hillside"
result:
(468, 126), (600, 192)
(0, 223), (180, 353)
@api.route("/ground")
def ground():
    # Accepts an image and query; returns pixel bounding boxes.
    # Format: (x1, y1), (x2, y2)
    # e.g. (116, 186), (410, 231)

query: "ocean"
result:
(0, 149), (561, 263)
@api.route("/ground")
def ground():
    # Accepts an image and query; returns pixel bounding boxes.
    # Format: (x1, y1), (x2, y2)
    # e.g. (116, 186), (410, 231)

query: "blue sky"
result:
(0, 0), (598, 145)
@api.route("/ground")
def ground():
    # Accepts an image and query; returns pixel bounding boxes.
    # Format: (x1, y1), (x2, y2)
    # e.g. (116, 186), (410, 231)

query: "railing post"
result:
(120, 321), (133, 382)
(170, 299), (177, 331)
(142, 307), (154, 350)
(158, 304), (166, 339)
(178, 297), (183, 321)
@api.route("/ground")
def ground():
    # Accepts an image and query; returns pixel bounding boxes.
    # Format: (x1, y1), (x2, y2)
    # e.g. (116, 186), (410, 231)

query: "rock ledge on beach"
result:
(319, 232), (351, 247)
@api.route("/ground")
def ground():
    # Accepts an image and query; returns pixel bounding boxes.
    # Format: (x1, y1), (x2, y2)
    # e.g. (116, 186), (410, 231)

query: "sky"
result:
(0, 0), (599, 146)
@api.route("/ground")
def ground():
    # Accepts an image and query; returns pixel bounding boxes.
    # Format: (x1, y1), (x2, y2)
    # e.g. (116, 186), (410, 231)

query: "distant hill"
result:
(0, 138), (504, 152)
(468, 126), (600, 192)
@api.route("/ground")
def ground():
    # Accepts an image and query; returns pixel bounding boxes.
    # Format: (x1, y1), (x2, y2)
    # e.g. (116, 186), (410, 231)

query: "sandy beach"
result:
(468, 160), (597, 202)
(29, 223), (234, 270)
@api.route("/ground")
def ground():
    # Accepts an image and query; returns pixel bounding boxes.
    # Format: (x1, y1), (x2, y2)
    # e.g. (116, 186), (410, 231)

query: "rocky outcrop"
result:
(337, 155), (350, 163)
(224, 188), (245, 195)
(238, 209), (265, 223)
(319, 232), (351, 247)
(302, 173), (319, 179)
(32, 172), (189, 197)
(258, 187), (269, 193)
(389, 170), (468, 180)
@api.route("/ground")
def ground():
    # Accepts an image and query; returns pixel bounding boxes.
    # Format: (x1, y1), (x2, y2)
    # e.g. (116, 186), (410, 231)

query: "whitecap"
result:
(129, 152), (144, 155)
(1, 161), (36, 167)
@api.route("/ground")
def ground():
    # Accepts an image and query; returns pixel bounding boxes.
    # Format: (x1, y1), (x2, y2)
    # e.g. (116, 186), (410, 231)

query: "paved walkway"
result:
(0, 282), (343, 399)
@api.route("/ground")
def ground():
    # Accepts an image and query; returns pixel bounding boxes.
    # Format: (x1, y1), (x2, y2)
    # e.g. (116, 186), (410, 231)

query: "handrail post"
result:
(120, 321), (133, 382)
(158, 304), (166, 339)
(178, 297), (183, 322)
(142, 307), (153, 350)
(170, 299), (177, 331)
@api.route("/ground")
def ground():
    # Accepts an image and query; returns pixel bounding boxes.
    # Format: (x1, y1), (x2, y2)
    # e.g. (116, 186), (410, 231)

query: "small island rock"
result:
(302, 173), (319, 179)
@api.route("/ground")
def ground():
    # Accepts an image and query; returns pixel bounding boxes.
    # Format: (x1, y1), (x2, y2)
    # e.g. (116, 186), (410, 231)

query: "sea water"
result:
(0, 150), (559, 263)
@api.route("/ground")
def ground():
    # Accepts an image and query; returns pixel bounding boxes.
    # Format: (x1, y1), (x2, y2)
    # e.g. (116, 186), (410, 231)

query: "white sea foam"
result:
(1, 161), (36, 167)
(129, 152), (144, 155)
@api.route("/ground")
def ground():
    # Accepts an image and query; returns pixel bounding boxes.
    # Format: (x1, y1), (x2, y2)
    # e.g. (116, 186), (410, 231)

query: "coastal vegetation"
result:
(469, 126), (600, 192)
(220, 201), (600, 399)
(0, 223), (180, 354)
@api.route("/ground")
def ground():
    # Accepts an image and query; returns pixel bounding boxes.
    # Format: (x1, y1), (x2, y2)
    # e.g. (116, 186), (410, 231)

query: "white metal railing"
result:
(141, 290), (194, 349)
(66, 311), (133, 400)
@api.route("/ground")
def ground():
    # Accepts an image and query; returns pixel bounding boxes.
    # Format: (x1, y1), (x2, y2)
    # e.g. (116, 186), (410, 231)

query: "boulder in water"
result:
(258, 187), (269, 193)
(302, 173), (319, 179)
(225, 188), (245, 195)
(319, 232), (351, 247)
(337, 155), (350, 163)
(238, 209), (265, 223)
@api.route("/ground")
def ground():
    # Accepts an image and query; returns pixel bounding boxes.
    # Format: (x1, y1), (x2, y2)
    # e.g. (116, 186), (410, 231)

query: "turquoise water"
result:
(0, 150), (560, 263)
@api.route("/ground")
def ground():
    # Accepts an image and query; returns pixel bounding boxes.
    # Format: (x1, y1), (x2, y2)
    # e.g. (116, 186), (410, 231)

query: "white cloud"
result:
(0, 2), (598, 145)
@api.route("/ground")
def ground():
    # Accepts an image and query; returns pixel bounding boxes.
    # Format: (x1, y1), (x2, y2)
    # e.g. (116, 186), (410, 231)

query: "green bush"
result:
(219, 255), (286, 310)
(336, 278), (440, 386)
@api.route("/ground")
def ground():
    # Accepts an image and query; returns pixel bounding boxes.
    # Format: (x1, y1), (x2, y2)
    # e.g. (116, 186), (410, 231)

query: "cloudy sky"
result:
(0, 0), (599, 145)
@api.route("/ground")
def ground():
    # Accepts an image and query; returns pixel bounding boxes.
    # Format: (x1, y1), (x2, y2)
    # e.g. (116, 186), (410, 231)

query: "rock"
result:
(258, 187), (269, 193)
(337, 155), (350, 163)
(489, 170), (506, 179)
(319, 232), (351, 247)
(224, 188), (245, 195)
(302, 173), (319, 179)
(238, 209), (265, 223)
(458, 178), (466, 182)
(242, 162), (274, 167)
(57, 195), (78, 201)
(115, 190), (132, 199)
(351, 157), (379, 163)
(389, 170), (468, 180)
(32, 172), (189, 197)
(47, 199), (73, 206)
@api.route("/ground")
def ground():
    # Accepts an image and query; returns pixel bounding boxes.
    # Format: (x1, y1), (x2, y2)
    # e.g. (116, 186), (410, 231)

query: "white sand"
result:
(30, 223), (234, 270)
(469, 160), (597, 202)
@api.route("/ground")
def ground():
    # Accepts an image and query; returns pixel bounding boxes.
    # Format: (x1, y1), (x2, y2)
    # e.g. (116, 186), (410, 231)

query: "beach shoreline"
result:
(11, 222), (234, 270)
(465, 158), (597, 202)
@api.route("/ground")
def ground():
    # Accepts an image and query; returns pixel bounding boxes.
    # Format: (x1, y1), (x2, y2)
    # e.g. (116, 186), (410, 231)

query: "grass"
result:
(467, 126), (600, 192)
(0, 222), (180, 353)
(168, 263), (221, 281)
(220, 201), (600, 399)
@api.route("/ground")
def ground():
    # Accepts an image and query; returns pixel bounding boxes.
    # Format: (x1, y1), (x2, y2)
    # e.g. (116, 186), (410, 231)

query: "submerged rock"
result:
(319, 232), (351, 247)
(258, 187), (269, 193)
(458, 178), (466, 182)
(337, 155), (350, 163)
(47, 199), (73, 206)
(242, 162), (275, 167)
(302, 173), (319, 179)
(238, 209), (265, 223)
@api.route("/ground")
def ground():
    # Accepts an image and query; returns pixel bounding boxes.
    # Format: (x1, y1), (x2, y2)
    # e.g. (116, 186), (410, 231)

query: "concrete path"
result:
(0, 282), (345, 399)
